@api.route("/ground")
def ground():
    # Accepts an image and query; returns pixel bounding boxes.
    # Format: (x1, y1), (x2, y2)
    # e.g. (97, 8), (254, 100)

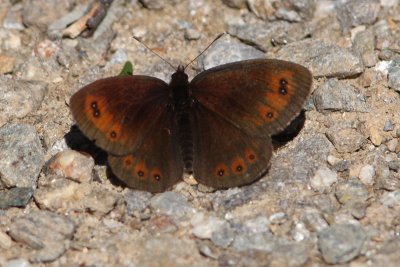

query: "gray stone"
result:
(8, 210), (75, 262)
(150, 192), (195, 221)
(383, 120), (394, 131)
(380, 191), (400, 208)
(137, 235), (209, 267)
(270, 242), (309, 267)
(310, 167), (338, 192)
(318, 223), (367, 264)
(326, 127), (366, 153)
(0, 76), (47, 127)
(0, 124), (44, 188)
(274, 0), (316, 22)
(336, 0), (380, 32)
(222, 0), (246, 9)
(227, 20), (309, 51)
(335, 178), (369, 204)
(125, 189), (152, 215)
(352, 29), (377, 67)
(276, 39), (364, 78)
(388, 65), (400, 92)
(211, 222), (235, 248)
(0, 187), (34, 209)
(313, 78), (368, 113)
(200, 36), (264, 70)
(4, 258), (31, 267)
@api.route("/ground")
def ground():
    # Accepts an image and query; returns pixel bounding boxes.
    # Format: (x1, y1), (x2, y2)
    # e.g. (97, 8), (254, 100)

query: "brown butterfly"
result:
(70, 59), (312, 192)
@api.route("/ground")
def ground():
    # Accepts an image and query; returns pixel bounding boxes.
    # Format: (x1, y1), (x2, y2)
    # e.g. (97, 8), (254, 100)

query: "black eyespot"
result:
(218, 170), (224, 176)
(138, 171), (144, 177)
(154, 174), (161, 181)
(93, 110), (100, 117)
(91, 101), (98, 109)
(267, 112), (273, 118)
(236, 165), (243, 172)
(110, 131), (117, 138)
(280, 79), (287, 86)
(249, 154), (255, 160)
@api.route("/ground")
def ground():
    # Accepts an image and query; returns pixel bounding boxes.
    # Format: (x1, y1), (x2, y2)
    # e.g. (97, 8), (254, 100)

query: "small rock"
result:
(369, 126), (383, 146)
(310, 167), (338, 192)
(358, 164), (375, 185)
(0, 123), (44, 188)
(387, 139), (398, 152)
(326, 127), (366, 153)
(0, 76), (48, 127)
(335, 178), (369, 204)
(211, 222), (235, 248)
(84, 187), (120, 215)
(388, 61), (400, 92)
(380, 191), (400, 208)
(0, 187), (34, 209)
(150, 192), (195, 221)
(8, 210), (75, 262)
(4, 258), (31, 267)
(270, 242), (309, 267)
(228, 20), (308, 52)
(276, 39), (364, 78)
(191, 215), (227, 239)
(313, 78), (368, 113)
(0, 230), (13, 249)
(0, 54), (15, 74)
(336, 0), (380, 32)
(200, 36), (264, 70)
(318, 224), (366, 264)
(47, 150), (95, 183)
(124, 189), (152, 216)
(384, 120), (395, 131)
(184, 28), (201, 40)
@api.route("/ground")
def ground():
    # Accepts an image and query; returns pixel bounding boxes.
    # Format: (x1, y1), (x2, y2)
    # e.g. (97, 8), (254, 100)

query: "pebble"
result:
(228, 20), (308, 51)
(358, 164), (375, 185)
(3, 259), (31, 267)
(380, 191), (400, 208)
(388, 65), (400, 92)
(150, 192), (195, 221)
(335, 178), (369, 204)
(310, 167), (338, 192)
(276, 39), (364, 78)
(326, 127), (366, 153)
(318, 223), (366, 264)
(0, 54), (15, 74)
(0, 76), (48, 127)
(124, 189), (152, 216)
(201, 36), (264, 69)
(184, 28), (201, 40)
(8, 210), (75, 262)
(387, 138), (398, 152)
(336, 0), (380, 32)
(383, 120), (394, 131)
(191, 214), (227, 239)
(0, 124), (44, 188)
(0, 187), (34, 209)
(47, 150), (95, 183)
(313, 78), (368, 113)
(0, 230), (13, 249)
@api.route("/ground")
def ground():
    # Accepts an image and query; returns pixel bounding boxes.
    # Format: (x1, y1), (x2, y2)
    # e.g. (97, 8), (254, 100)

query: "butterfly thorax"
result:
(170, 65), (190, 108)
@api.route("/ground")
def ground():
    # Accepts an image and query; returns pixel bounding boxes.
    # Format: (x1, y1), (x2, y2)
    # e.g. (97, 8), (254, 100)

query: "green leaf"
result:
(118, 61), (134, 76)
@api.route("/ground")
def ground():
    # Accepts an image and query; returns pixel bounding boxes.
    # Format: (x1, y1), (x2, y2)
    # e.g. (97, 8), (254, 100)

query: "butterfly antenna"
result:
(184, 33), (225, 70)
(133, 36), (177, 70)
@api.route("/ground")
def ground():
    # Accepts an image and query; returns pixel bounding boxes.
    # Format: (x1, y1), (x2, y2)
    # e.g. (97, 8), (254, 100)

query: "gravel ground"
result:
(1, 0), (400, 266)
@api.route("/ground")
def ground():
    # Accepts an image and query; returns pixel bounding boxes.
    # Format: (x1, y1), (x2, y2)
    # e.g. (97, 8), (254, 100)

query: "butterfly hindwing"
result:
(108, 108), (183, 192)
(191, 103), (272, 189)
(190, 59), (312, 136)
(70, 75), (170, 155)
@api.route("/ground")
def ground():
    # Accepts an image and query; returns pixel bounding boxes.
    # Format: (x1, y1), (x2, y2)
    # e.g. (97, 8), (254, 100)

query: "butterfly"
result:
(70, 58), (312, 192)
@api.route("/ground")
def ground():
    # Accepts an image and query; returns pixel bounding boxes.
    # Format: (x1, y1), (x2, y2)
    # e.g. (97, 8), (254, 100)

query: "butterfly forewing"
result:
(190, 59), (312, 137)
(108, 108), (183, 192)
(70, 75), (170, 155)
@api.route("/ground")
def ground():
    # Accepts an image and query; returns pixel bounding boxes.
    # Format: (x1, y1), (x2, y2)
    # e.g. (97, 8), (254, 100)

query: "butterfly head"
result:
(170, 65), (190, 104)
